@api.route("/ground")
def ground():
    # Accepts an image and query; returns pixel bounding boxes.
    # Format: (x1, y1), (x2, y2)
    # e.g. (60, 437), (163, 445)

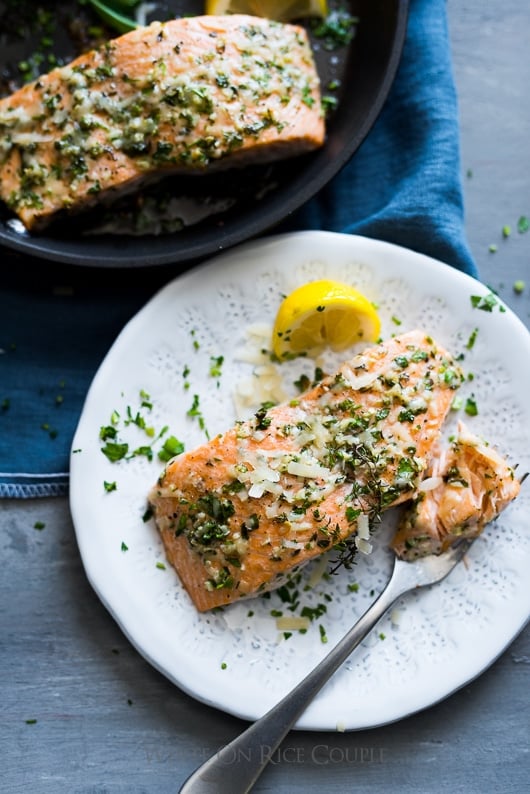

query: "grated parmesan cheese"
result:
(355, 537), (373, 555)
(418, 476), (443, 492)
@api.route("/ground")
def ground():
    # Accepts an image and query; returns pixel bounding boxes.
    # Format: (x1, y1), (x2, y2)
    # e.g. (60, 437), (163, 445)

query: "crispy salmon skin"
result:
(0, 15), (324, 231)
(148, 330), (463, 611)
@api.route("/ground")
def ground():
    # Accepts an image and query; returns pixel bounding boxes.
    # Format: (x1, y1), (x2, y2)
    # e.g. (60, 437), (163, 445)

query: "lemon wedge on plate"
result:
(205, 0), (328, 22)
(272, 279), (381, 360)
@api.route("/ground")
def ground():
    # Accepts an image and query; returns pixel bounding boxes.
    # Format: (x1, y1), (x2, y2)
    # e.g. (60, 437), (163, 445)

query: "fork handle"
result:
(179, 559), (411, 794)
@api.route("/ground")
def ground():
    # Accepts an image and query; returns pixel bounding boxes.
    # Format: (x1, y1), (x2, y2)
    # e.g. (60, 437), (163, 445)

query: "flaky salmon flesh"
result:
(149, 330), (472, 611)
(0, 15), (324, 231)
(391, 422), (521, 560)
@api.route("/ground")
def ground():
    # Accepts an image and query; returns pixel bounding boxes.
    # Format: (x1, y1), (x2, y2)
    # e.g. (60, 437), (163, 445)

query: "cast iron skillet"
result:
(0, 0), (410, 267)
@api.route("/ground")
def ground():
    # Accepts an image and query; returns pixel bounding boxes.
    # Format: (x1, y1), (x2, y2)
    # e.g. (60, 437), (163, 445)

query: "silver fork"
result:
(179, 538), (475, 794)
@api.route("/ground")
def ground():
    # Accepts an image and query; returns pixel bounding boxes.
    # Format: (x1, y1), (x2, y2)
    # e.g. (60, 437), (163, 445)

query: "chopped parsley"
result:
(294, 373), (311, 393)
(187, 394), (209, 438)
(394, 355), (409, 369)
(464, 395), (478, 416)
(466, 327), (479, 350)
(517, 215), (529, 234)
(209, 355), (224, 380)
(207, 567), (234, 590)
(470, 292), (506, 312)
(321, 94), (338, 114)
(311, 9), (359, 50)
(444, 466), (469, 487)
(41, 422), (58, 439)
(99, 391), (182, 462)
(158, 435), (185, 462)
(101, 441), (129, 462)
(254, 402), (275, 430)
(143, 506), (153, 523)
(301, 603), (328, 621)
(191, 329), (200, 351)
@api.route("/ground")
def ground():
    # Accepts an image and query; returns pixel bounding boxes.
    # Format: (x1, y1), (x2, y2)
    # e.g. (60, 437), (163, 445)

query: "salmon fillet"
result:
(391, 422), (521, 560)
(0, 15), (324, 231)
(149, 330), (462, 611)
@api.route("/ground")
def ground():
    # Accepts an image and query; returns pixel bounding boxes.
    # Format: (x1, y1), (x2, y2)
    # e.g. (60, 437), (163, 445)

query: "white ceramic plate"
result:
(70, 231), (530, 730)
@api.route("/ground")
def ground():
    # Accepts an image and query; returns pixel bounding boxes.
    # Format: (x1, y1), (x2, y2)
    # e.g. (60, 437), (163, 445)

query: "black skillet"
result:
(0, 0), (409, 267)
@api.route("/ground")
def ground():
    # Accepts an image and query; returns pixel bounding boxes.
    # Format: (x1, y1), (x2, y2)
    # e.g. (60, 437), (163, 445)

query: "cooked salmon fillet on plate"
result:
(391, 422), (521, 560)
(149, 330), (466, 611)
(0, 15), (324, 231)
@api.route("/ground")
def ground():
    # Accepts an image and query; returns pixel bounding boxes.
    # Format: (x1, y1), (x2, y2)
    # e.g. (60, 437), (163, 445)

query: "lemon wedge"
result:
(205, 0), (328, 22)
(272, 279), (381, 360)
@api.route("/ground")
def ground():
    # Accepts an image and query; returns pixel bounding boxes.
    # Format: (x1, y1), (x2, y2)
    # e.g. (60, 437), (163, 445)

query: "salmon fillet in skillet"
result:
(0, 15), (324, 231)
(149, 330), (464, 611)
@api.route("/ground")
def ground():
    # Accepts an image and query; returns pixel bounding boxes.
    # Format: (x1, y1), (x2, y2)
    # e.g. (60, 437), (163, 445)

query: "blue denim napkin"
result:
(0, 0), (476, 498)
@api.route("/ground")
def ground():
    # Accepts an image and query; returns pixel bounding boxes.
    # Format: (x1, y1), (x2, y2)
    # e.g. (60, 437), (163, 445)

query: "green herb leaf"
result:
(101, 441), (129, 462)
(100, 424), (118, 441)
(465, 396), (478, 417)
(143, 506), (154, 523)
(517, 215), (529, 234)
(466, 327), (479, 350)
(187, 394), (209, 438)
(209, 355), (224, 379)
(132, 445), (153, 461)
(158, 435), (185, 462)
(470, 292), (505, 312)
(311, 10), (358, 50)
(321, 95), (338, 114)
(87, 0), (139, 34)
